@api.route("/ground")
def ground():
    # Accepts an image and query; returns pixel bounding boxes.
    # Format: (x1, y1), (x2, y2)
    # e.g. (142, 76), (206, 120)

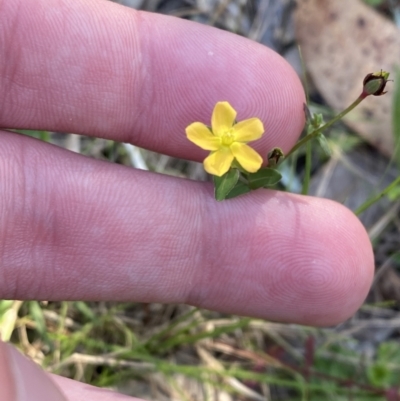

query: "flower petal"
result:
(186, 122), (221, 150)
(230, 142), (263, 173)
(204, 148), (234, 177)
(233, 118), (264, 142)
(211, 102), (237, 137)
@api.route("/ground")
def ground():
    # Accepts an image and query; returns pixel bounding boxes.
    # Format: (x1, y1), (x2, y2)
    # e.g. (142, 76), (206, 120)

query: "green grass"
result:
(2, 299), (400, 399)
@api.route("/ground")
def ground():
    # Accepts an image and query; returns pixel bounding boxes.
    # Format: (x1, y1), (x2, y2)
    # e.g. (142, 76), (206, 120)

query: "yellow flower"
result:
(186, 102), (264, 177)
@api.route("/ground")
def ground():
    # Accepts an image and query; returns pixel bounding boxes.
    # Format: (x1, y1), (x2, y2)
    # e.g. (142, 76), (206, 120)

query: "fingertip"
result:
(189, 192), (374, 326)
(308, 199), (374, 325)
(272, 196), (374, 326)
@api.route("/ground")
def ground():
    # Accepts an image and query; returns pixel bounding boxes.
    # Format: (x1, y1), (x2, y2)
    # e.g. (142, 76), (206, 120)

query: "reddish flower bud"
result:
(267, 148), (284, 167)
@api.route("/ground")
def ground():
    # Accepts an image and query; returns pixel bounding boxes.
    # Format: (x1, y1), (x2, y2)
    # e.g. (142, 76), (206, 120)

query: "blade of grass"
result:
(355, 175), (400, 215)
(73, 301), (96, 321)
(29, 301), (54, 351)
(156, 318), (251, 353)
(145, 307), (199, 351)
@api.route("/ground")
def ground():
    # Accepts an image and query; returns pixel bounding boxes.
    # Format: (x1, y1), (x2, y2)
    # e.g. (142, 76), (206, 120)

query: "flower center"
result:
(221, 129), (235, 147)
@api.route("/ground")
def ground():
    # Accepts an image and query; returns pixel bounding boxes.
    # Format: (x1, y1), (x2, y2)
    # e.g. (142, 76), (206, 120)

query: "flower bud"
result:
(362, 70), (390, 97)
(267, 148), (284, 167)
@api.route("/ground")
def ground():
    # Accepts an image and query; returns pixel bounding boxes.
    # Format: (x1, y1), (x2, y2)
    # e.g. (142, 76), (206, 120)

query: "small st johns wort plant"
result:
(186, 70), (397, 206)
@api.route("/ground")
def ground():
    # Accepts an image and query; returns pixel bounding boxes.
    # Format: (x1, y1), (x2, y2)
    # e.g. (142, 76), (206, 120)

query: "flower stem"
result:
(283, 96), (365, 161)
(355, 176), (400, 215)
(301, 140), (312, 195)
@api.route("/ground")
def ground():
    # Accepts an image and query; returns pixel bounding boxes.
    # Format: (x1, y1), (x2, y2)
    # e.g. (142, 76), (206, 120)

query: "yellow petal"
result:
(204, 148), (234, 177)
(230, 142), (263, 173)
(186, 122), (221, 150)
(211, 102), (237, 137)
(233, 118), (264, 142)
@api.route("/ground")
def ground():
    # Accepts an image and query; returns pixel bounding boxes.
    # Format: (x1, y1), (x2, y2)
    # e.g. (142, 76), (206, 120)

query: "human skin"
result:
(0, 0), (374, 399)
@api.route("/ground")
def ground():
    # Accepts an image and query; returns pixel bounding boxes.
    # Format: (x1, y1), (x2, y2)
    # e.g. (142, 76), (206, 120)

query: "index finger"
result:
(0, 0), (305, 159)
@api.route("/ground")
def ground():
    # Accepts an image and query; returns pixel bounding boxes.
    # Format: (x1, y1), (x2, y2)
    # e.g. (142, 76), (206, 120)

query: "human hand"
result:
(0, 0), (374, 399)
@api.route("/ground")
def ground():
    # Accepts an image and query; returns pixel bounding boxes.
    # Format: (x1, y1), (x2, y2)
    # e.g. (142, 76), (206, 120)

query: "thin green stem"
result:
(355, 176), (400, 215)
(299, 46), (310, 106)
(301, 140), (312, 195)
(283, 96), (364, 162)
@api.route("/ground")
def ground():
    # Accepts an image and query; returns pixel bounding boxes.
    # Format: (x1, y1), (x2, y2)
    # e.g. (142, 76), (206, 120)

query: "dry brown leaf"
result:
(295, 0), (400, 156)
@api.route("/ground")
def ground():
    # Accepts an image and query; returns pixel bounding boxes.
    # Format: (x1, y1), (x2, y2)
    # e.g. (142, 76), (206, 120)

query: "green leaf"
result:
(248, 168), (282, 190)
(214, 169), (240, 201)
(367, 362), (391, 387)
(316, 133), (331, 157)
(225, 182), (251, 199)
(392, 67), (400, 169)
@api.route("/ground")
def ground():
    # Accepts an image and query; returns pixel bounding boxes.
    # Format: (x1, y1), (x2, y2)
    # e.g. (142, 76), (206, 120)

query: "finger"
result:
(0, 0), (305, 160)
(51, 375), (138, 401)
(0, 341), (68, 401)
(0, 131), (374, 326)
(0, 340), (140, 401)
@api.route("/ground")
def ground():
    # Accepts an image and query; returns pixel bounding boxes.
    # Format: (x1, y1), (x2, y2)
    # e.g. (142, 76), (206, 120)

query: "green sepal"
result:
(306, 113), (325, 135)
(248, 168), (282, 190)
(364, 80), (382, 95)
(214, 169), (240, 201)
(316, 133), (331, 156)
(225, 182), (251, 200)
(312, 113), (325, 129)
(305, 112), (325, 135)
